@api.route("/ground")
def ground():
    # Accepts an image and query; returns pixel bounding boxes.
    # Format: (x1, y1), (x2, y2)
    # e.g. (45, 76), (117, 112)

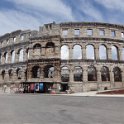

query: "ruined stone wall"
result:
(0, 30), (36, 88)
(0, 22), (124, 93)
(60, 22), (124, 92)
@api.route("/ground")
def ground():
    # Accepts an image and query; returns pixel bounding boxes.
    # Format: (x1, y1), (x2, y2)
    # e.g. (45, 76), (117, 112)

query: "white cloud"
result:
(7, 0), (75, 21)
(94, 0), (124, 24)
(2, 0), (124, 36)
(95, 0), (124, 11)
(0, 0), (75, 35)
(78, 0), (103, 21)
(0, 10), (40, 35)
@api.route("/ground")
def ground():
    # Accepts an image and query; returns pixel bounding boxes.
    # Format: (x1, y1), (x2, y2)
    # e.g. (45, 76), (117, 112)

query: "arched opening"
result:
(101, 66), (110, 81)
(72, 45), (82, 59)
(18, 49), (24, 62)
(33, 44), (41, 49)
(11, 50), (15, 63)
(33, 44), (41, 55)
(44, 65), (55, 78)
(25, 69), (27, 79)
(61, 45), (69, 60)
(111, 46), (119, 60)
(4, 52), (8, 63)
(46, 42), (55, 53)
(99, 45), (107, 60)
(61, 67), (69, 82)
(26, 48), (29, 59)
(113, 67), (122, 82)
(86, 45), (95, 59)
(74, 66), (83, 81)
(32, 66), (41, 78)
(8, 69), (13, 79)
(46, 42), (55, 48)
(1, 70), (5, 80)
(16, 68), (21, 79)
(88, 66), (97, 81)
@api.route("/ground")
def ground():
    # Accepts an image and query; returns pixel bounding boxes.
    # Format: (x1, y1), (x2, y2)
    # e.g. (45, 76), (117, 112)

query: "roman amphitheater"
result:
(0, 22), (124, 93)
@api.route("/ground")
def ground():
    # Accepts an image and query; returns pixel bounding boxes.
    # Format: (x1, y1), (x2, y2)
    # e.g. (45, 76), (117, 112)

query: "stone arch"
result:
(11, 50), (15, 63)
(8, 69), (13, 79)
(33, 43), (41, 49)
(111, 45), (119, 60)
(32, 66), (41, 78)
(61, 66), (69, 82)
(18, 49), (24, 62)
(101, 66), (110, 81)
(99, 45), (107, 60)
(61, 45), (69, 60)
(72, 45), (82, 59)
(45, 42), (55, 54)
(86, 45), (95, 59)
(1, 70), (5, 80)
(33, 43), (41, 56)
(25, 68), (27, 79)
(46, 42), (55, 48)
(61, 65), (71, 71)
(4, 52), (8, 63)
(16, 68), (22, 79)
(74, 66), (83, 81)
(113, 67), (122, 82)
(88, 66), (97, 81)
(26, 48), (30, 59)
(72, 43), (82, 48)
(44, 65), (55, 78)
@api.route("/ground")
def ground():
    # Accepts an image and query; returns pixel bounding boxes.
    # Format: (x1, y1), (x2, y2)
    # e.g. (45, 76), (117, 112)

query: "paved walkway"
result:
(0, 94), (124, 124)
(0, 88), (124, 97)
(68, 91), (124, 97)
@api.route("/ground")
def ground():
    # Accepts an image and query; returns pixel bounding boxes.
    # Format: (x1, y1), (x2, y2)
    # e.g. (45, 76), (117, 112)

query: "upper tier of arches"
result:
(61, 44), (124, 61)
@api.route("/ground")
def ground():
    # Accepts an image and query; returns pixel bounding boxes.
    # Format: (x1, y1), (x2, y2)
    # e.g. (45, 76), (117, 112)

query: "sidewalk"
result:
(0, 89), (124, 97)
(0, 88), (12, 94)
(67, 91), (124, 97)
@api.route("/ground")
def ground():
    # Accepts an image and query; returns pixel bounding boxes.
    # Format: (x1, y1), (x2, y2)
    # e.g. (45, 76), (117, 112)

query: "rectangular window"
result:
(111, 30), (116, 37)
(87, 29), (93, 36)
(121, 32), (124, 38)
(74, 29), (80, 36)
(62, 29), (68, 36)
(99, 29), (105, 36)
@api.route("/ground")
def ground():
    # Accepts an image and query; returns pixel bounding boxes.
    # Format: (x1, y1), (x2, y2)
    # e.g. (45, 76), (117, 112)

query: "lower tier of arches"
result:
(0, 61), (124, 93)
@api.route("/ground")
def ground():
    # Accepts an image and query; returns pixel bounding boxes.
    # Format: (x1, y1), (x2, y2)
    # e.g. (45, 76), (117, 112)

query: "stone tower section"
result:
(27, 23), (61, 93)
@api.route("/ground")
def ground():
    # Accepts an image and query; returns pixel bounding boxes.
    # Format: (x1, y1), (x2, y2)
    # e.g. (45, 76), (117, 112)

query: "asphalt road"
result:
(0, 94), (124, 124)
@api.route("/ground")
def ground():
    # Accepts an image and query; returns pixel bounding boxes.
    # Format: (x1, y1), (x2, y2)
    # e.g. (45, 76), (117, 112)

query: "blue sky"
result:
(0, 0), (124, 35)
